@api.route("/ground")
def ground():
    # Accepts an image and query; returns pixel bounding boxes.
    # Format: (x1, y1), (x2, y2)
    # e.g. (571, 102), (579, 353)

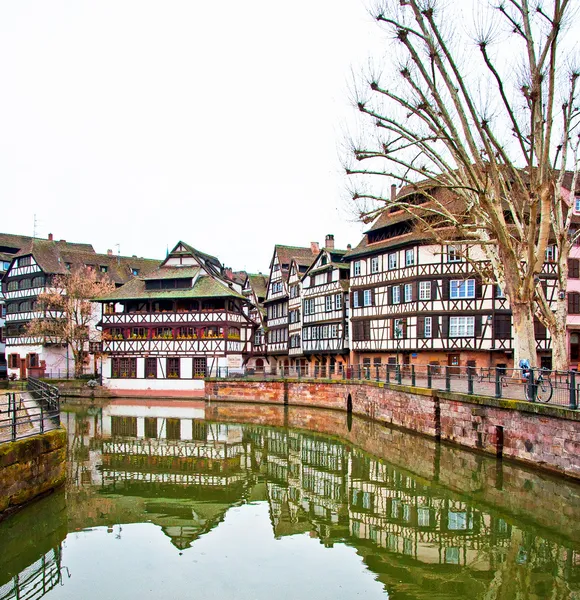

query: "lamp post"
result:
(394, 321), (403, 379)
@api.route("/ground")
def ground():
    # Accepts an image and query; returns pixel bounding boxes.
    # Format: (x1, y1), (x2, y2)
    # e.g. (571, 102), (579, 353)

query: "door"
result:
(20, 358), (27, 380)
(447, 354), (460, 375)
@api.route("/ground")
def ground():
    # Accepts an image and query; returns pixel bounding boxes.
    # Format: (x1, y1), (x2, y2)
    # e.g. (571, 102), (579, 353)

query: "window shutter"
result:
(569, 259), (580, 279)
(387, 286), (392, 305)
(411, 281), (418, 301)
(474, 316), (482, 337)
(475, 277), (483, 299)
(534, 318), (547, 339)
(417, 316), (425, 339)
(327, 270), (333, 283)
(441, 280), (449, 300)
(364, 320), (371, 341)
(371, 288), (375, 306)
(390, 318), (395, 339)
(402, 319), (407, 338)
(441, 316), (449, 337)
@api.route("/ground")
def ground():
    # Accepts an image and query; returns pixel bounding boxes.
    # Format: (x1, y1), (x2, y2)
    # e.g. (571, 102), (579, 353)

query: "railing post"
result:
(569, 371), (577, 410)
(375, 366), (379, 382)
(40, 400), (44, 434)
(427, 364), (432, 389)
(528, 368), (536, 402)
(411, 365), (416, 387)
(445, 366), (451, 392)
(495, 367), (502, 398)
(11, 394), (17, 442)
(386, 365), (390, 384)
(467, 366), (474, 395)
(396, 364), (402, 385)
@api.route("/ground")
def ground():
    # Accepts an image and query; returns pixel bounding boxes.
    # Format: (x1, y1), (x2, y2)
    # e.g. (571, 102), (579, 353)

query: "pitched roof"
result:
(140, 266), (200, 281)
(246, 274), (268, 299)
(0, 232), (94, 253)
(172, 241), (222, 269)
(97, 274), (244, 302)
(274, 245), (317, 269)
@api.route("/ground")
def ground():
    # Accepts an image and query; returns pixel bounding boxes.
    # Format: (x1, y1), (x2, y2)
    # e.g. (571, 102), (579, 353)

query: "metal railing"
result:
(213, 364), (580, 409)
(0, 378), (61, 443)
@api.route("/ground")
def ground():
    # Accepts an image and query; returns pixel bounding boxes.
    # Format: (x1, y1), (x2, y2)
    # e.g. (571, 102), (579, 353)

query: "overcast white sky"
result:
(0, 1), (388, 272)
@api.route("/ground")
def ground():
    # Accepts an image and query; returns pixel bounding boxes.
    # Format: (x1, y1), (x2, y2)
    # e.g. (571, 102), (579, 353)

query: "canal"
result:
(1, 399), (579, 599)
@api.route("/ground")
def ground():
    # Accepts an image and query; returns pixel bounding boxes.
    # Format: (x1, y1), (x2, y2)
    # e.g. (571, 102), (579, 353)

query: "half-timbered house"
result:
(300, 235), (351, 374)
(344, 186), (558, 372)
(242, 273), (268, 371)
(98, 241), (254, 395)
(2, 237), (158, 379)
(264, 244), (318, 371)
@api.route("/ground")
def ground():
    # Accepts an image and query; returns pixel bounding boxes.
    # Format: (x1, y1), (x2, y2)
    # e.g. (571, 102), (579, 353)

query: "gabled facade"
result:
(287, 259), (304, 363)
(242, 273), (268, 371)
(2, 237), (157, 379)
(300, 235), (351, 373)
(263, 244), (318, 370)
(98, 241), (254, 395)
(344, 187), (558, 372)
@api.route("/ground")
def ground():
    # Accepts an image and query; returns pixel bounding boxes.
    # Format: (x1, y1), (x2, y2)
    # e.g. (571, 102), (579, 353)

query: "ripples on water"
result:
(1, 399), (579, 600)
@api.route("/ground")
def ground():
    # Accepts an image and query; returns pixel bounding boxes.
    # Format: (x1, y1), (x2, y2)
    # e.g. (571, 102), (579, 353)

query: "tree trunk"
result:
(72, 345), (84, 378)
(550, 305), (568, 372)
(511, 302), (538, 370)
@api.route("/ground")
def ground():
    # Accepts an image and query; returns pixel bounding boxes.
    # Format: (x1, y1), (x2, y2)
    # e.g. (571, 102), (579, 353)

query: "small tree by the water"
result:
(27, 266), (115, 378)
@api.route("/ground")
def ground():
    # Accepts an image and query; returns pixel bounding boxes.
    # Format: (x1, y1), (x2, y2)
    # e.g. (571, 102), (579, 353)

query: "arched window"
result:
(32, 276), (45, 288)
(7, 281), (18, 291)
(19, 278), (31, 290)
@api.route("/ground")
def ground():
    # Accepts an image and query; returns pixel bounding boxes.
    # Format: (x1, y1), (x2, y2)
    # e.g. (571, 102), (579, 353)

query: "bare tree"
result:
(347, 0), (579, 370)
(27, 266), (115, 378)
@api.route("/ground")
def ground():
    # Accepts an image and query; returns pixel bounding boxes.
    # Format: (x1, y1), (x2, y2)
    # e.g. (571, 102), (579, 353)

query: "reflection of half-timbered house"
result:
(301, 235), (351, 374)
(242, 273), (268, 371)
(264, 244), (318, 371)
(98, 242), (254, 395)
(345, 186), (558, 371)
(2, 236), (158, 379)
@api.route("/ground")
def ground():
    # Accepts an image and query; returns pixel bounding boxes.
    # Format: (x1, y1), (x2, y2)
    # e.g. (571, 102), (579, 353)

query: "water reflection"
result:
(2, 399), (580, 600)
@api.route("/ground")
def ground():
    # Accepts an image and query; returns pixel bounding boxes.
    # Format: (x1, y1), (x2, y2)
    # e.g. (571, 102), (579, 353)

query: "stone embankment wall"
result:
(0, 429), (67, 518)
(206, 379), (580, 480)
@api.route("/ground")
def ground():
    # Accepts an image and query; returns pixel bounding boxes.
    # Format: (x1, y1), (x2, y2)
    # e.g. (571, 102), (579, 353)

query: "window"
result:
(405, 249), (414, 266)
(17, 256), (32, 267)
(7, 281), (18, 291)
(353, 261), (361, 276)
(112, 357), (137, 378)
(272, 281), (283, 294)
(130, 327), (147, 339)
(144, 417), (158, 438)
(404, 283), (412, 303)
(419, 281), (431, 300)
(496, 284), (505, 298)
(393, 318), (405, 338)
(450, 279), (475, 299)
(131, 268), (140, 276)
(335, 293), (342, 310)
(289, 334), (301, 348)
(568, 292), (580, 314)
(100, 265), (108, 273)
(392, 285), (400, 304)
(569, 259), (580, 279)
(576, 198), (580, 212)
(19, 278), (31, 290)
(2, 261), (10, 271)
(289, 284), (299, 298)
(449, 316), (475, 337)
(388, 253), (398, 270)
(447, 245), (461, 262)
(545, 245), (556, 262)
(363, 289), (373, 306)
(325, 296), (333, 311)
(424, 316), (432, 338)
(8, 354), (20, 368)
(303, 298), (315, 315)
(494, 314), (511, 339)
(145, 357), (157, 378)
(194, 357), (207, 378)
(167, 357), (180, 378)
(370, 256), (380, 273)
(32, 276), (45, 288)
(352, 320), (371, 341)
(228, 327), (240, 339)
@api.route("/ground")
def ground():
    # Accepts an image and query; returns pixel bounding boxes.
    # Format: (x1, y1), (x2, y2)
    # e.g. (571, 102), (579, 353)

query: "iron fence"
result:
(0, 378), (61, 444)
(214, 364), (580, 409)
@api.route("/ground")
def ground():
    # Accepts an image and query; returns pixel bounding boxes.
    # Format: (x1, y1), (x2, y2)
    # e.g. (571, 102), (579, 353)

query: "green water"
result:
(1, 400), (579, 600)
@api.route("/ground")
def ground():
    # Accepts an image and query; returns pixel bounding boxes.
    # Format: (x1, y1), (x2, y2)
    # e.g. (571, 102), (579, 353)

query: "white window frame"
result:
(388, 253), (398, 270)
(447, 245), (461, 263)
(335, 293), (342, 310)
(576, 198), (580, 212)
(449, 316), (475, 337)
(405, 249), (414, 266)
(419, 281), (431, 300)
(325, 296), (333, 312)
(363, 289), (372, 306)
(370, 256), (380, 274)
(545, 245), (556, 262)
(424, 316), (432, 338)
(450, 279), (475, 299)
(404, 283), (412, 303)
(392, 285), (400, 304)
(353, 261), (361, 276)
(394, 318), (404, 338)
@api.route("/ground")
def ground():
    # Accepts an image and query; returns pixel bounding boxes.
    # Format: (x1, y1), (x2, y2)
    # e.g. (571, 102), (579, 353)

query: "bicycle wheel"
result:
(536, 378), (553, 403)
(524, 381), (532, 402)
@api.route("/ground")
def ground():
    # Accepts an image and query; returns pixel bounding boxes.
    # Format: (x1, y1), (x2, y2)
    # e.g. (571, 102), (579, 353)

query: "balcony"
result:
(102, 310), (245, 326)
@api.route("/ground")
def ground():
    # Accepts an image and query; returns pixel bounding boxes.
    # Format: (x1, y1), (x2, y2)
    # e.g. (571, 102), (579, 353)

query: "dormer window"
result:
(65, 262), (72, 269)
(132, 268), (140, 276)
(17, 256), (32, 267)
(100, 265), (108, 273)
(321, 255), (328, 266)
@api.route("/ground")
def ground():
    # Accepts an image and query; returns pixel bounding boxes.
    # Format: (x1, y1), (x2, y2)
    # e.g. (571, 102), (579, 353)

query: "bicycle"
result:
(523, 368), (553, 403)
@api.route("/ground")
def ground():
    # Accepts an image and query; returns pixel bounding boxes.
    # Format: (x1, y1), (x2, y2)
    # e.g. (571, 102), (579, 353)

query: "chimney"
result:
(310, 241), (320, 255)
(48, 233), (53, 241)
(391, 184), (397, 202)
(325, 234), (335, 250)
(347, 244), (352, 250)
(224, 267), (234, 280)
(107, 249), (113, 256)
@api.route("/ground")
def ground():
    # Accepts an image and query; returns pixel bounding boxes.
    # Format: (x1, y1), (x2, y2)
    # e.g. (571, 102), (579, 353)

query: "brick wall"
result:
(207, 378), (580, 480)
